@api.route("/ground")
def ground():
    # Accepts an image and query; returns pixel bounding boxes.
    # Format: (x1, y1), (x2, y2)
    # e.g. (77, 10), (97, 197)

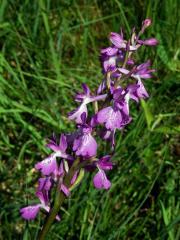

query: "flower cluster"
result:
(20, 19), (158, 221)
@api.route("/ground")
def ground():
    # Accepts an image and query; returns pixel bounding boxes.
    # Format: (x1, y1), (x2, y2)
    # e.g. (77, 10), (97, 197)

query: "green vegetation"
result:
(0, 0), (179, 239)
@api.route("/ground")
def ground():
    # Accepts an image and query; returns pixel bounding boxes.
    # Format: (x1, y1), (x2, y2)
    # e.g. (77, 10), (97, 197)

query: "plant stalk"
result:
(38, 158), (80, 240)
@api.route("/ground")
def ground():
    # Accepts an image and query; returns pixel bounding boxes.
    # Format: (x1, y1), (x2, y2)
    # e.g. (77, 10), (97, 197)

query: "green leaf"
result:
(69, 168), (85, 191)
(141, 99), (154, 129)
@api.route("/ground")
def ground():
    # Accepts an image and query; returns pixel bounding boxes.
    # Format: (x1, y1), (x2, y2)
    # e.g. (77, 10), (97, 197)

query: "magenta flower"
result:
(93, 156), (113, 190)
(110, 32), (137, 51)
(20, 190), (60, 221)
(68, 84), (107, 124)
(20, 20), (157, 235)
(119, 60), (155, 80)
(138, 38), (158, 46)
(35, 134), (72, 176)
(35, 155), (58, 176)
(37, 177), (52, 204)
(127, 79), (149, 102)
(20, 205), (41, 220)
(73, 124), (97, 157)
(140, 18), (152, 34)
(96, 89), (131, 130)
(101, 46), (118, 56)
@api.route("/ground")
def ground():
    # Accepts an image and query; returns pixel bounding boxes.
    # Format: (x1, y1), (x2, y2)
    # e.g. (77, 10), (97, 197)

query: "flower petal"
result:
(74, 134), (97, 157)
(35, 155), (58, 175)
(59, 134), (67, 152)
(93, 170), (111, 190)
(61, 184), (70, 197)
(20, 205), (40, 220)
(68, 104), (88, 124)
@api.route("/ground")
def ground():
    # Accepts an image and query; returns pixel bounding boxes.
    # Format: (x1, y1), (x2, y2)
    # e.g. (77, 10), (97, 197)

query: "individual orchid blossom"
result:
(95, 89), (131, 131)
(20, 191), (60, 221)
(93, 156), (113, 190)
(35, 134), (73, 175)
(110, 32), (137, 51)
(73, 124), (97, 157)
(68, 83), (107, 124)
(37, 177), (52, 204)
(127, 79), (149, 102)
(118, 60), (155, 80)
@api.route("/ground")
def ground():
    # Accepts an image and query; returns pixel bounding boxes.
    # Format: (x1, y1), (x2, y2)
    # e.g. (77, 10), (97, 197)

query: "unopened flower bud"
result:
(143, 18), (152, 28)
(143, 38), (159, 46)
(140, 18), (152, 34)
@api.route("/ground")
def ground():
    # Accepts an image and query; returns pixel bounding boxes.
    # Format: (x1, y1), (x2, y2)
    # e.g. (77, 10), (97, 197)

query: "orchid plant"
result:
(20, 19), (158, 239)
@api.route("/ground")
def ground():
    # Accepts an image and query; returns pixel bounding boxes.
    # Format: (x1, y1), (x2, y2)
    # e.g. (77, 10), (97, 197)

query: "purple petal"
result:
(101, 47), (118, 56)
(61, 184), (70, 197)
(35, 155), (58, 175)
(137, 79), (149, 98)
(81, 112), (87, 124)
(46, 142), (60, 152)
(20, 205), (40, 220)
(36, 191), (49, 205)
(82, 83), (90, 96)
(37, 177), (52, 192)
(118, 67), (130, 75)
(73, 134), (97, 157)
(97, 79), (106, 94)
(100, 129), (116, 148)
(71, 171), (78, 185)
(93, 170), (111, 190)
(103, 56), (117, 72)
(110, 32), (125, 48)
(42, 205), (60, 221)
(90, 94), (107, 102)
(98, 156), (113, 170)
(97, 107), (112, 124)
(59, 134), (67, 152)
(68, 104), (88, 124)
(142, 38), (159, 46)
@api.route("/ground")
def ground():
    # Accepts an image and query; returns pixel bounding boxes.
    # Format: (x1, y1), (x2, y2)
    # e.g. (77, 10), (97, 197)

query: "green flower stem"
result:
(38, 158), (80, 240)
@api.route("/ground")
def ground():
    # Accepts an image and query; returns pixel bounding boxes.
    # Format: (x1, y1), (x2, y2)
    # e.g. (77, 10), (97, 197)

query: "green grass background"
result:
(0, 0), (179, 239)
